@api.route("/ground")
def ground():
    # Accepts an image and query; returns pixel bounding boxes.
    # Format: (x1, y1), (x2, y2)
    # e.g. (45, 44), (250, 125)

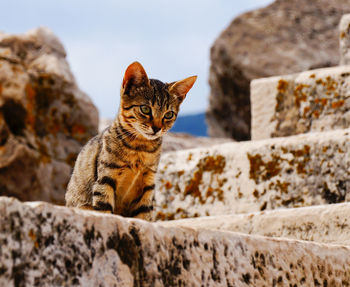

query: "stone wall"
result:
(2, 197), (350, 286)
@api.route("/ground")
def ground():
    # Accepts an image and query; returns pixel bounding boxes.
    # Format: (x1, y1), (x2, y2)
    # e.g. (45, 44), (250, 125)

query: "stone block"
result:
(251, 65), (350, 140)
(340, 14), (350, 65)
(1, 197), (350, 286)
(160, 203), (350, 245)
(155, 128), (350, 220)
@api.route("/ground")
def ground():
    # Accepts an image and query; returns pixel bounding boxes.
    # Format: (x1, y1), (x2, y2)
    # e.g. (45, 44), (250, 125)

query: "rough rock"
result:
(0, 27), (98, 204)
(2, 196), (350, 286)
(160, 202), (350, 245)
(99, 118), (232, 153)
(207, 0), (350, 141)
(161, 132), (232, 153)
(340, 14), (350, 65)
(155, 128), (350, 220)
(251, 65), (350, 140)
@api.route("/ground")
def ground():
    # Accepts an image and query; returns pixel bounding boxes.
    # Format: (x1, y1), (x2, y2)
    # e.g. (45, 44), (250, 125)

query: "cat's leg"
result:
(129, 169), (156, 221)
(92, 174), (117, 214)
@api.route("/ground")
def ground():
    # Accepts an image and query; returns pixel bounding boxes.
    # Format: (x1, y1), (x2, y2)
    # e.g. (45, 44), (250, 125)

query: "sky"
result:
(0, 0), (273, 119)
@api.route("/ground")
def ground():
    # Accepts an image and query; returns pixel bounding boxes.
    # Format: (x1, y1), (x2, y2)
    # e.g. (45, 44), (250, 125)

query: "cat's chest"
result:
(117, 152), (157, 184)
(125, 149), (158, 168)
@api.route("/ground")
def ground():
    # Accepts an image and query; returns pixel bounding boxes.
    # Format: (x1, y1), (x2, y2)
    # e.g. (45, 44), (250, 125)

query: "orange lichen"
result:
(155, 211), (175, 221)
(292, 145), (310, 157)
(275, 180), (290, 193)
(177, 170), (184, 176)
(247, 153), (281, 184)
(303, 106), (310, 117)
(253, 189), (259, 198)
(206, 187), (214, 198)
(72, 124), (86, 135)
(217, 177), (227, 188)
(293, 84), (309, 107)
(28, 229), (39, 248)
(331, 100), (345, 109)
(184, 169), (203, 200)
(325, 76), (338, 91)
(247, 153), (264, 182)
(309, 74), (316, 78)
(217, 189), (224, 201)
(313, 110), (320, 118)
(248, 145), (311, 183)
(164, 181), (172, 189)
(25, 83), (36, 130)
(291, 145), (310, 175)
(277, 79), (288, 93)
(184, 155), (226, 203)
(320, 98), (328, 106)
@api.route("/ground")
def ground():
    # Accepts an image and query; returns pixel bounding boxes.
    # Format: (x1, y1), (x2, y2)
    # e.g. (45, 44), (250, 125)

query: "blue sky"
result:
(0, 0), (273, 119)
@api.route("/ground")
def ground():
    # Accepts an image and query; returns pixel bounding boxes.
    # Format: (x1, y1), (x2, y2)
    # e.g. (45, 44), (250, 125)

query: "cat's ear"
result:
(169, 76), (197, 103)
(122, 61), (150, 92)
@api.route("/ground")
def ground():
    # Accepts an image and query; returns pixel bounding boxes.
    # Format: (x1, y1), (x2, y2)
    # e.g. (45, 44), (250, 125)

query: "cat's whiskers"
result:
(116, 128), (139, 142)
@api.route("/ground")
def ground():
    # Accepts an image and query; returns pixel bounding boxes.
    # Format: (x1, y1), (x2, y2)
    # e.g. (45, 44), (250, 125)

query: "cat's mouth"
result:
(133, 125), (162, 140)
(144, 132), (162, 140)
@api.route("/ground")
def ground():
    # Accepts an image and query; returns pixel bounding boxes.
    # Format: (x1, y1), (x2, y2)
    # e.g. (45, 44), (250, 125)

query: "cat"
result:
(65, 61), (196, 220)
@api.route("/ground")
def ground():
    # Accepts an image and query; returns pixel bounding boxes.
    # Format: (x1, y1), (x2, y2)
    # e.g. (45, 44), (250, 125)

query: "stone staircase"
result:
(2, 197), (350, 286)
(2, 14), (350, 287)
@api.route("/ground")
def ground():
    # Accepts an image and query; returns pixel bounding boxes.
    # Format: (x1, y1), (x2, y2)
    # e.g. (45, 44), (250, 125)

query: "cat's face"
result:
(119, 62), (196, 140)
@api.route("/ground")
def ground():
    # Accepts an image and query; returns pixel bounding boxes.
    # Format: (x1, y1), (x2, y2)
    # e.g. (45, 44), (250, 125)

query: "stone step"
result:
(154, 128), (350, 220)
(159, 202), (350, 246)
(2, 197), (350, 286)
(340, 14), (350, 65)
(251, 65), (350, 140)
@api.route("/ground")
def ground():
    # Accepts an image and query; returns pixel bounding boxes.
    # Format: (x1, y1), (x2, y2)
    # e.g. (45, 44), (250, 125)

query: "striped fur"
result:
(65, 62), (196, 220)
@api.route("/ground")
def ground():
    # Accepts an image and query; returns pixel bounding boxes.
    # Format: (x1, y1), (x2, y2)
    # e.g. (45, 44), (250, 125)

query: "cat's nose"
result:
(152, 126), (161, 134)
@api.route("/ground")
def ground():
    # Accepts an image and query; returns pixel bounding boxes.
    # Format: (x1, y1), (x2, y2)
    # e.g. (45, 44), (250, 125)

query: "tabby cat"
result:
(65, 61), (196, 220)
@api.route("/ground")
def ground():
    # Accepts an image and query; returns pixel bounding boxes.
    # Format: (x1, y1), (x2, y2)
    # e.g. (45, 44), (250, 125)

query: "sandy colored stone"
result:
(1, 196), (350, 286)
(340, 14), (350, 65)
(251, 65), (350, 140)
(159, 202), (350, 246)
(0, 27), (98, 204)
(155, 128), (350, 220)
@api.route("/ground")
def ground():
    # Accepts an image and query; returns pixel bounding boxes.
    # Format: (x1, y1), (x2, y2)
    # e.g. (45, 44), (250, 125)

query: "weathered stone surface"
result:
(160, 203), (350, 245)
(251, 65), (350, 140)
(155, 128), (350, 220)
(2, 196), (350, 286)
(340, 14), (350, 65)
(207, 0), (350, 141)
(0, 27), (98, 204)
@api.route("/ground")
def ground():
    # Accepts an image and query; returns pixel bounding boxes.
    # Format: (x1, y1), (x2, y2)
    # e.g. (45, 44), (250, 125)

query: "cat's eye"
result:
(164, 111), (174, 119)
(140, 105), (151, 115)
